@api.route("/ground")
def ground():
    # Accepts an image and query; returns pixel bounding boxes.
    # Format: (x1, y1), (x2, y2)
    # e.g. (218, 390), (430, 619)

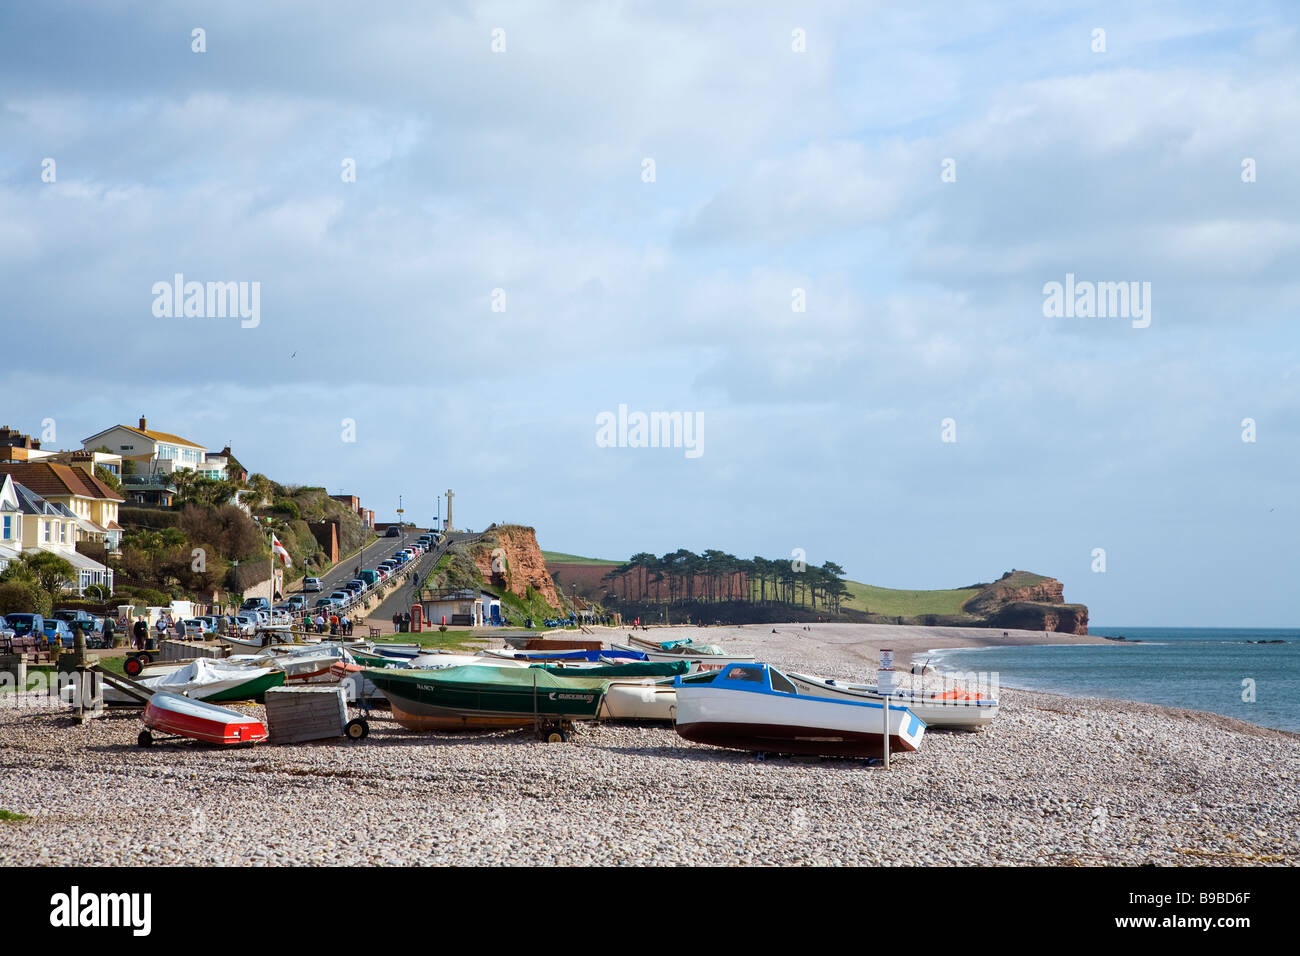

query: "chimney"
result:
(139, 416), (147, 431)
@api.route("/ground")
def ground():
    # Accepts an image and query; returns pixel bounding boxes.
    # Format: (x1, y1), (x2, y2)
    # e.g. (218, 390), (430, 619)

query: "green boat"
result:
(363, 665), (610, 731)
(349, 648), (406, 668)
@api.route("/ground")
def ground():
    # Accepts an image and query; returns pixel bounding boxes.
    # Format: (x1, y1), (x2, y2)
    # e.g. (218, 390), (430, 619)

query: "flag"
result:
(271, 533), (292, 568)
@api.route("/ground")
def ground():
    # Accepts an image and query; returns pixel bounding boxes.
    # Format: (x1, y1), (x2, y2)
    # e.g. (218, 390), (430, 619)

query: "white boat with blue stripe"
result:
(672, 662), (926, 757)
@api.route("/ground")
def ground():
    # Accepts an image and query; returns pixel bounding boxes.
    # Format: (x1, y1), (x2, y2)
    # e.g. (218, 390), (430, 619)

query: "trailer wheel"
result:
(545, 730), (567, 743)
(124, 655), (145, 677)
(345, 718), (370, 740)
(137, 730), (153, 748)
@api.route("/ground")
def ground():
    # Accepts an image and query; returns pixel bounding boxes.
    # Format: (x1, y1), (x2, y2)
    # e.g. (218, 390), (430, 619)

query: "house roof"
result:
(84, 423), (205, 450)
(0, 462), (124, 503)
(12, 482), (72, 517)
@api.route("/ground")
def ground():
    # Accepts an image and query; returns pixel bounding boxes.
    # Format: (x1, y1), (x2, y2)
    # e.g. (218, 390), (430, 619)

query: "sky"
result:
(1, 1), (1296, 626)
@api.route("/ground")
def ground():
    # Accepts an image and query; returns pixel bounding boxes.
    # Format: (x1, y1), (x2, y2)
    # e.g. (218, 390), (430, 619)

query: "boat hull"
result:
(601, 681), (677, 721)
(674, 684), (925, 756)
(101, 665), (284, 706)
(143, 693), (268, 745)
(610, 642), (753, 671)
(363, 667), (608, 733)
(787, 673), (999, 729)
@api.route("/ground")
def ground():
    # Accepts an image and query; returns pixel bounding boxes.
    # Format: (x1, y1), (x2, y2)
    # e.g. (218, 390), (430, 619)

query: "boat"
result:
(785, 672), (999, 730)
(346, 646), (413, 668)
(672, 662), (926, 757)
(600, 679), (679, 721)
(482, 648), (649, 663)
(361, 665), (609, 731)
(99, 658), (285, 706)
(535, 660), (686, 678)
(248, 643), (348, 682)
(140, 692), (267, 746)
(369, 643), (422, 659)
(223, 633), (285, 653)
(408, 653), (530, 670)
(611, 641), (754, 671)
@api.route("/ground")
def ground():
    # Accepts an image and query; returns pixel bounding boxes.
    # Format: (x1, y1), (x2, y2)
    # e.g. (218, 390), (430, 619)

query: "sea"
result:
(931, 627), (1300, 733)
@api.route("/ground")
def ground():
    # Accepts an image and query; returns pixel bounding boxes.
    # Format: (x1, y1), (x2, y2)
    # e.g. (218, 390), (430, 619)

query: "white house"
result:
(82, 417), (222, 477)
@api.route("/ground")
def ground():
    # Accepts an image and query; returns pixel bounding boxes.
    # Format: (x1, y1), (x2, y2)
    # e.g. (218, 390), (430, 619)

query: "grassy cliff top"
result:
(542, 550), (621, 566)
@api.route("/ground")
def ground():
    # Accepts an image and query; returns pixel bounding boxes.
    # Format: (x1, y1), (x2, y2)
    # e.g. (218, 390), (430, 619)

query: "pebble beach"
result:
(1, 623), (1296, 866)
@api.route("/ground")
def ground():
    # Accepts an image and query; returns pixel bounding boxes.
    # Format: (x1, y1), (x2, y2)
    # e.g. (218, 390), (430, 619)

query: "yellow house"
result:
(0, 460), (125, 550)
(0, 473), (113, 593)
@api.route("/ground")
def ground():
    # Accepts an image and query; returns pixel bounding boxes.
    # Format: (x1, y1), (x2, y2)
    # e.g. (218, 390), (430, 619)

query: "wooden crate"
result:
(264, 686), (348, 744)
(161, 640), (228, 661)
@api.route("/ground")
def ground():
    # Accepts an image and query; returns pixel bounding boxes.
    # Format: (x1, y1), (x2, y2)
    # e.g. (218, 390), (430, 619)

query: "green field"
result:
(387, 629), (482, 650)
(840, 580), (979, 618)
(542, 551), (620, 566)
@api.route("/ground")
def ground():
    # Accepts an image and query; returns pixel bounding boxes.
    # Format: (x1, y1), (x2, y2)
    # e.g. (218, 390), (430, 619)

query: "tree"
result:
(94, 465), (121, 491)
(10, 551), (78, 608)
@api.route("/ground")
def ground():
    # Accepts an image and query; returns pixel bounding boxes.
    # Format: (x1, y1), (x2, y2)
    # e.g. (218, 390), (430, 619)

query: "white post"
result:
(882, 694), (890, 770)
(879, 647), (894, 769)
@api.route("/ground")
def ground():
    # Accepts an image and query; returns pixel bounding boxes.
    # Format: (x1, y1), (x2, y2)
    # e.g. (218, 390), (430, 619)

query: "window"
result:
(725, 666), (765, 683)
(770, 670), (797, 695)
(2, 515), (10, 539)
(59, 522), (67, 544)
(44, 521), (52, 543)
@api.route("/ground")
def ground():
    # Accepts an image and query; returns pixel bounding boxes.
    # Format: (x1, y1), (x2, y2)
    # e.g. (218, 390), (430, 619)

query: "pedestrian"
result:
(156, 617), (169, 643)
(315, 613), (325, 634)
(102, 617), (116, 647)
(329, 614), (339, 636)
(132, 618), (147, 650)
(340, 615), (350, 637)
(174, 618), (186, 641)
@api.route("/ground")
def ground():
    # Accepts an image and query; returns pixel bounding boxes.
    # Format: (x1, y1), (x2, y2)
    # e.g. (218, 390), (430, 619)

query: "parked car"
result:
(52, 609), (103, 635)
(313, 597), (342, 610)
(328, 591), (351, 605)
(359, 569), (380, 586)
(285, 595), (307, 611)
(240, 597), (271, 613)
(233, 615), (258, 635)
(385, 526), (401, 537)
(41, 618), (74, 648)
(182, 618), (213, 638)
(344, 580), (365, 596)
(303, 578), (323, 592)
(4, 614), (45, 638)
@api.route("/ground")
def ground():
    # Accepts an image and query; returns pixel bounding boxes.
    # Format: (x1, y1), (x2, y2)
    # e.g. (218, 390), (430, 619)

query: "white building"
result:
(82, 417), (227, 479)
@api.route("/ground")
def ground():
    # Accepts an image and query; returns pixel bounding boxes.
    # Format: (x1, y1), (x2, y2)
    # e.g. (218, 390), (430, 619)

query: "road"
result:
(293, 530), (429, 608)
(366, 530), (479, 626)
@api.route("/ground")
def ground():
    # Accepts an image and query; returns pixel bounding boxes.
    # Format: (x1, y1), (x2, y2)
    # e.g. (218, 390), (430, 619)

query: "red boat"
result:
(139, 692), (268, 747)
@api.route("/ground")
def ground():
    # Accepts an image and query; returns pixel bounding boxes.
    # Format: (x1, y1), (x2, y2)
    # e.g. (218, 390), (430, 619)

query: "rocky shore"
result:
(0, 623), (1295, 866)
